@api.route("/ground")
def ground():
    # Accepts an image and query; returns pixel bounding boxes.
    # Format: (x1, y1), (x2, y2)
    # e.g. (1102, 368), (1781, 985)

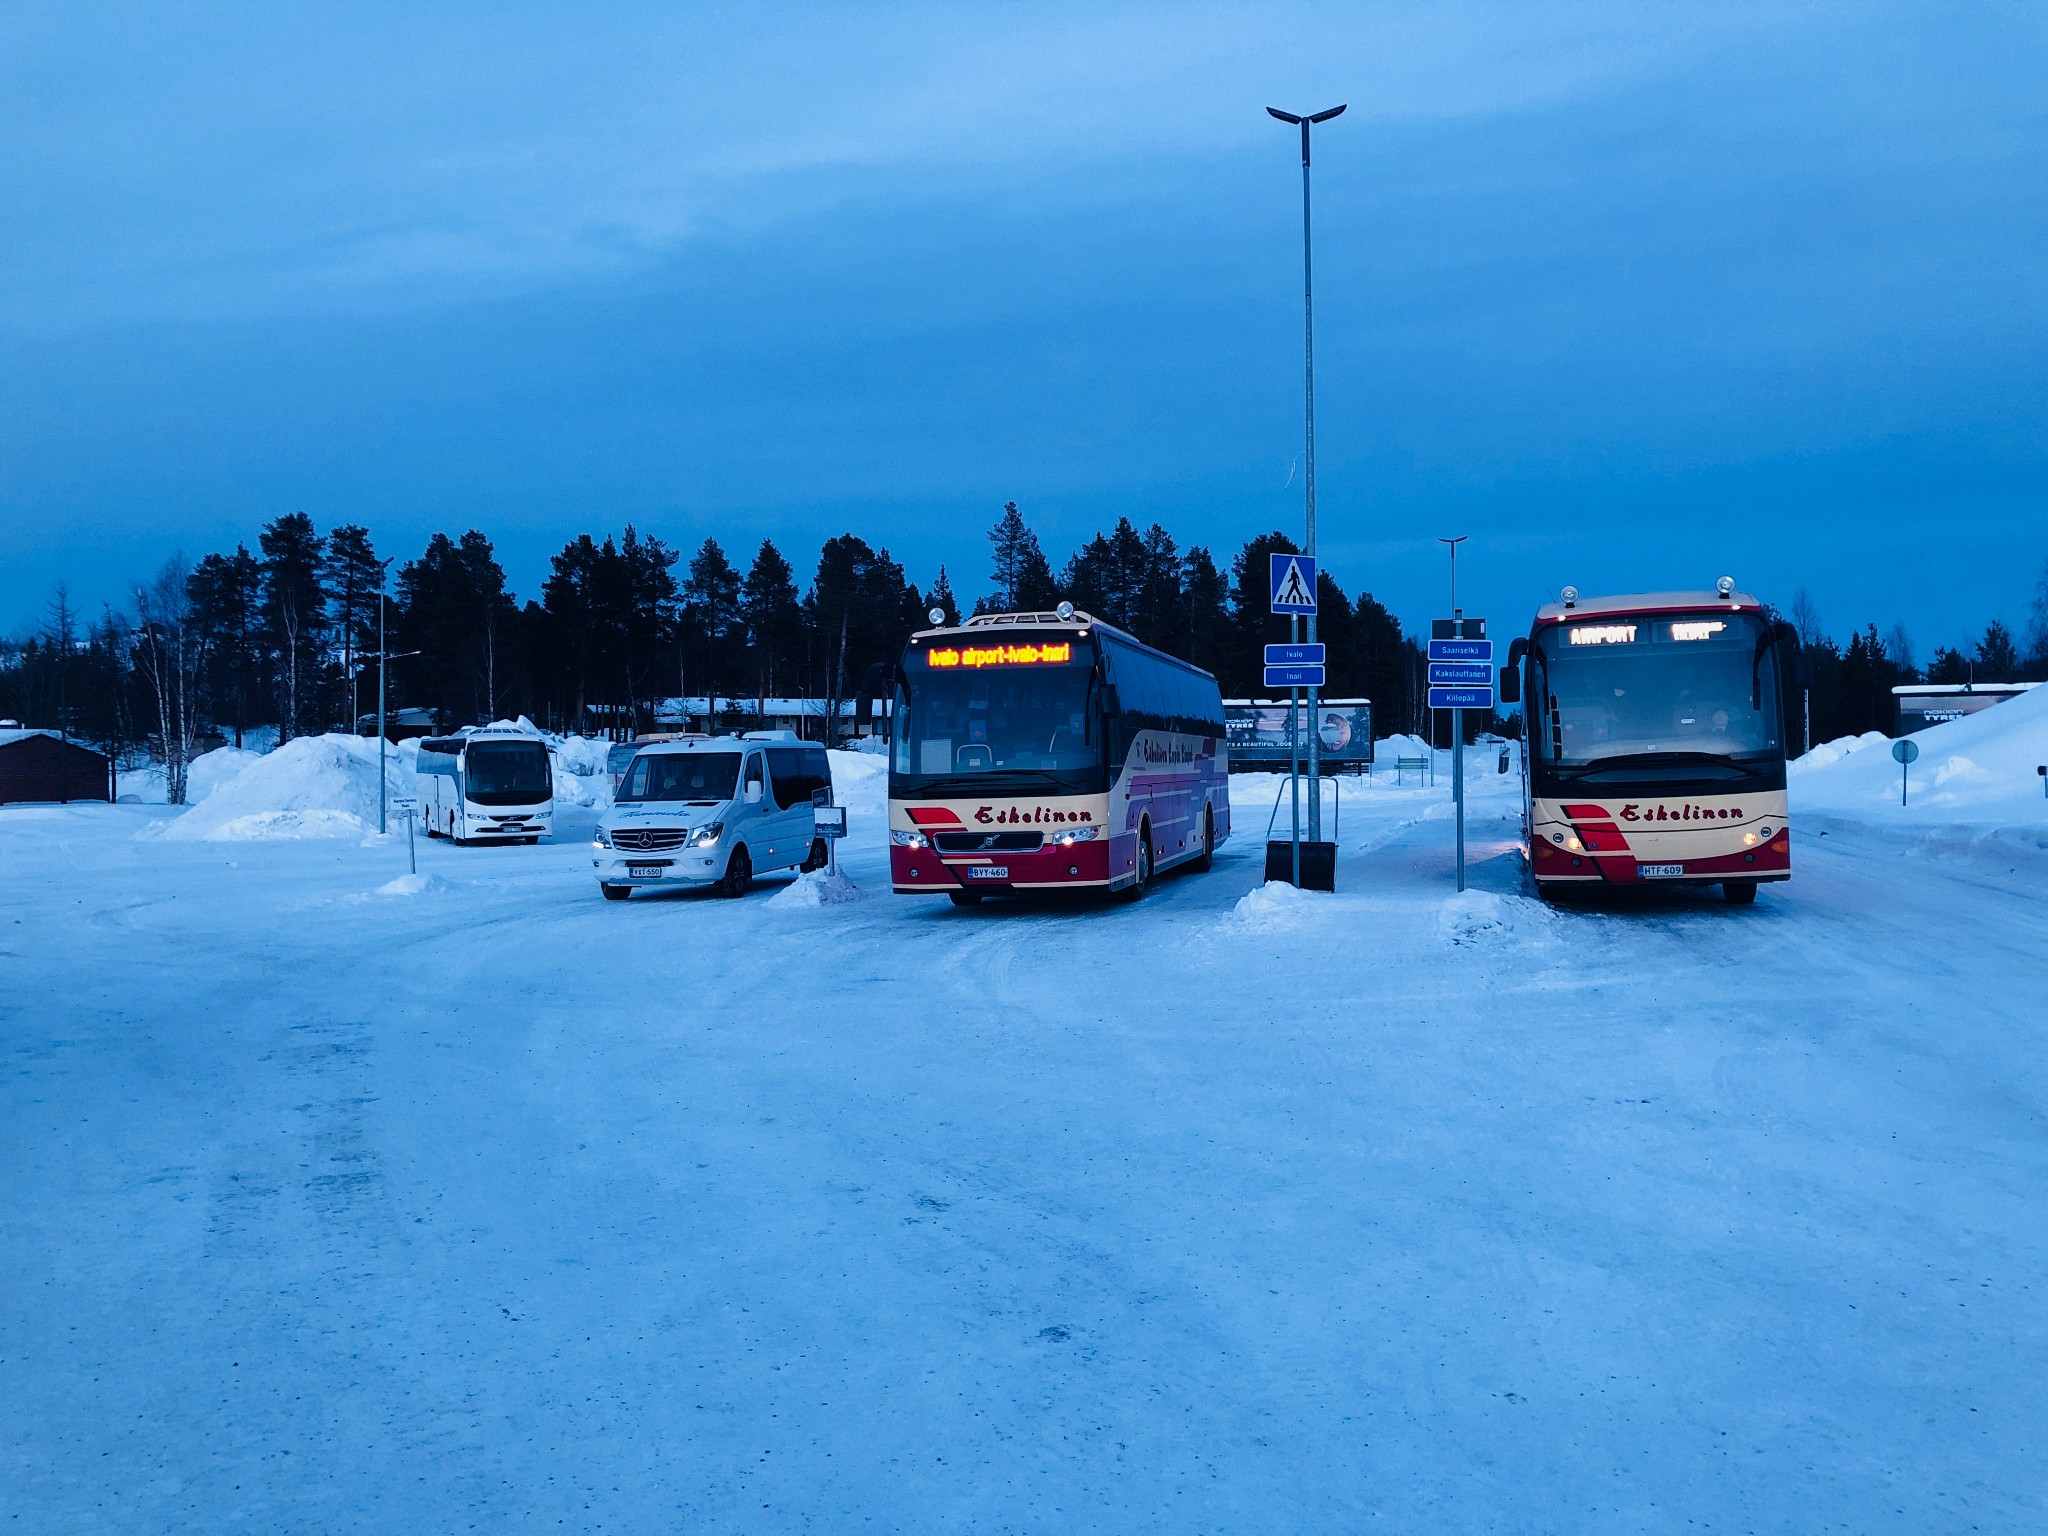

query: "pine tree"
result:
(258, 512), (328, 741)
(679, 539), (746, 704)
(741, 540), (805, 705)
(394, 531), (515, 727)
(1974, 620), (2019, 682)
(1180, 547), (1232, 678)
(981, 502), (1058, 613)
(1925, 646), (1970, 684)
(617, 527), (679, 730)
(322, 524), (383, 731)
(922, 565), (960, 628)
(542, 534), (607, 731)
(187, 546), (263, 747)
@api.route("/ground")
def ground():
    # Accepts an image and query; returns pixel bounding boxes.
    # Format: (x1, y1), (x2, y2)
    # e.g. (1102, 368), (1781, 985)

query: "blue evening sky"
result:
(3, 2), (2044, 655)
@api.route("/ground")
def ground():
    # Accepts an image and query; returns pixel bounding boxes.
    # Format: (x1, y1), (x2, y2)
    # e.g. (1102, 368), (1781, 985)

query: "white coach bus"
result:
(415, 726), (555, 845)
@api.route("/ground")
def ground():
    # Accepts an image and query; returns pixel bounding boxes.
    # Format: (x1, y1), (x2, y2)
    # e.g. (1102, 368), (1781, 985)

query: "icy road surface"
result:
(4, 768), (2045, 1532)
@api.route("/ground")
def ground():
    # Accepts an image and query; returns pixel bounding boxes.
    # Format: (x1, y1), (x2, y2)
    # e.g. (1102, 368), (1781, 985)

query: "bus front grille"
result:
(611, 828), (691, 853)
(934, 831), (1044, 854)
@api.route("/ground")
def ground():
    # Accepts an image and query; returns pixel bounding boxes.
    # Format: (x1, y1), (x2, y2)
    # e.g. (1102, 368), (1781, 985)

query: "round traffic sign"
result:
(1891, 738), (1920, 764)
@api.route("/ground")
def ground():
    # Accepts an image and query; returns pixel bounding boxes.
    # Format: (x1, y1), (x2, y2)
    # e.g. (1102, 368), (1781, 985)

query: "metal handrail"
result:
(1265, 774), (1342, 841)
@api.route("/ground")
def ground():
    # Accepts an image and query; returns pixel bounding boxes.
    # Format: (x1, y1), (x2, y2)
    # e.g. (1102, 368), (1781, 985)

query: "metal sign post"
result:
(1428, 619), (1493, 892)
(1267, 558), (1327, 890)
(388, 795), (419, 874)
(1892, 738), (1919, 805)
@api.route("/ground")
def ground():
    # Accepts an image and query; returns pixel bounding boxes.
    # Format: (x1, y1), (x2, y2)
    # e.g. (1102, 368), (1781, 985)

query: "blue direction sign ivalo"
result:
(1265, 664), (1326, 689)
(1269, 554), (1318, 614)
(1264, 642), (1325, 666)
(1428, 686), (1494, 710)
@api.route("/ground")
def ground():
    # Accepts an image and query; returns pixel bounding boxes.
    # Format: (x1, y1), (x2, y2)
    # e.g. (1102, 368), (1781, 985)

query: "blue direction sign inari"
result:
(1264, 643), (1325, 666)
(1265, 664), (1326, 689)
(1269, 554), (1318, 614)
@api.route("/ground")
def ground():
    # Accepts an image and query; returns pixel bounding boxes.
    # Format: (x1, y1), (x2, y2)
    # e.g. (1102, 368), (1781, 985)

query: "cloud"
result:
(0, 1), (1815, 328)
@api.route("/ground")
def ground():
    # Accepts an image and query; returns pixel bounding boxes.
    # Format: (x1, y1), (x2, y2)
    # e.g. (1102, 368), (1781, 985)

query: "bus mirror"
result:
(1498, 665), (1520, 705)
(1100, 684), (1122, 717)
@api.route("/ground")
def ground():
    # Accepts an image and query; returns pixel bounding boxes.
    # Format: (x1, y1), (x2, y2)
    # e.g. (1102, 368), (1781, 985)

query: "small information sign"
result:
(1265, 664), (1327, 689)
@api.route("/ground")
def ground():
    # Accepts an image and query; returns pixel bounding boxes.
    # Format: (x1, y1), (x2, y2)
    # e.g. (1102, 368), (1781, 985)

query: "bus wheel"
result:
(718, 845), (752, 898)
(802, 837), (828, 872)
(1722, 880), (1758, 905)
(948, 890), (982, 907)
(1119, 824), (1153, 903)
(1192, 808), (1214, 873)
(600, 884), (630, 902)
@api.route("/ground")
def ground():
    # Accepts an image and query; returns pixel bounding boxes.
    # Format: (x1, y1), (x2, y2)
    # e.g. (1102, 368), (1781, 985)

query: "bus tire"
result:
(600, 883), (630, 902)
(1722, 880), (1758, 905)
(718, 845), (752, 898)
(1192, 807), (1214, 873)
(1118, 823), (1153, 903)
(948, 890), (982, 907)
(802, 837), (828, 873)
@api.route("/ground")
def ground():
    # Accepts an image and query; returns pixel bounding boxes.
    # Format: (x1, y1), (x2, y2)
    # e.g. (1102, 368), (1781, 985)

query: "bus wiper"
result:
(1571, 751), (1761, 777)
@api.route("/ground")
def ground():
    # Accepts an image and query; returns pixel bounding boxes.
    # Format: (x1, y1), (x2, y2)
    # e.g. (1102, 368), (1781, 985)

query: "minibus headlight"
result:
(890, 829), (929, 849)
(593, 829), (611, 849)
(688, 821), (724, 848)
(1050, 825), (1100, 846)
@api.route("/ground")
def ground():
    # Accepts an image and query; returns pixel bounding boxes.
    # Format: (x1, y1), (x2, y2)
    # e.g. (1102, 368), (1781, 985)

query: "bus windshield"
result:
(619, 752), (741, 804)
(895, 654), (1099, 788)
(1533, 613), (1781, 768)
(464, 741), (552, 804)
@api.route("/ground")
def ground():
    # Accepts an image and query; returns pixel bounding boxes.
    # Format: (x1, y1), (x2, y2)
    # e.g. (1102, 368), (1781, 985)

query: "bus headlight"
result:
(688, 821), (724, 849)
(1050, 825), (1100, 846)
(890, 829), (929, 849)
(1742, 830), (1759, 846)
(1564, 834), (1583, 853)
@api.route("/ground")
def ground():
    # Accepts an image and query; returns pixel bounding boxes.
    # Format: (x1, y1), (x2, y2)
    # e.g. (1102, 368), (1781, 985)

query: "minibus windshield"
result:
(464, 741), (551, 804)
(619, 752), (741, 804)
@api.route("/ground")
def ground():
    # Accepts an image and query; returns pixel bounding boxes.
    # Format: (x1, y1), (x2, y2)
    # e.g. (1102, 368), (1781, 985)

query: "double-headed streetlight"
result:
(1268, 103), (1344, 843)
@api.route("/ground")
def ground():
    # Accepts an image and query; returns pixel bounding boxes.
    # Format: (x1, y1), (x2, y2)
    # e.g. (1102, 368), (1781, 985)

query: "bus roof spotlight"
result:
(1056, 601), (1076, 621)
(1561, 586), (1579, 607)
(928, 607), (945, 625)
(1716, 576), (1736, 598)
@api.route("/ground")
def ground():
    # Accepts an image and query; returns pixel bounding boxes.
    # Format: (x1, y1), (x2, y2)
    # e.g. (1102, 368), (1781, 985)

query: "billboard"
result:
(1223, 698), (1372, 771)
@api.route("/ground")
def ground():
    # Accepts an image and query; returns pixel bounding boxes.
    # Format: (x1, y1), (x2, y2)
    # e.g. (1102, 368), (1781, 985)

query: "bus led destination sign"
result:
(927, 641), (1075, 669)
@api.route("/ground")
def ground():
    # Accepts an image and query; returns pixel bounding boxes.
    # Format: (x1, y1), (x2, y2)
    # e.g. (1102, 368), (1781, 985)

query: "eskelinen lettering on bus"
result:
(1504, 586), (1801, 904)
(415, 726), (555, 846)
(888, 610), (1230, 905)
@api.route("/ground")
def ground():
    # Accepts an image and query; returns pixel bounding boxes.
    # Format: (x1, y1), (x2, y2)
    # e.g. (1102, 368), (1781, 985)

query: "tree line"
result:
(1782, 579), (2048, 746)
(0, 502), (1428, 800)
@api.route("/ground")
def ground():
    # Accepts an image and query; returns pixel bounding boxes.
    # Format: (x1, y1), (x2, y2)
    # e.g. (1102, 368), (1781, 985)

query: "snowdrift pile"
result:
(162, 734), (408, 842)
(1791, 731), (1889, 771)
(1791, 683), (2048, 828)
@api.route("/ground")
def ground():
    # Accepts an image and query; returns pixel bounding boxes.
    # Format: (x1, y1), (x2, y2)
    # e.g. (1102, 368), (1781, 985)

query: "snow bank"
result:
(1231, 879), (1324, 931)
(188, 746), (265, 802)
(1790, 731), (1889, 772)
(1792, 684), (2048, 828)
(827, 749), (887, 820)
(1377, 733), (1434, 764)
(768, 869), (863, 908)
(1437, 889), (1548, 947)
(162, 734), (410, 842)
(375, 872), (446, 897)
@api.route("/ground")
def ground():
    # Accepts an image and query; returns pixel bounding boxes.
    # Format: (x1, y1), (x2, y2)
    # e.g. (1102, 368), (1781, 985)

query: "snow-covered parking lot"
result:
(6, 723), (2048, 1530)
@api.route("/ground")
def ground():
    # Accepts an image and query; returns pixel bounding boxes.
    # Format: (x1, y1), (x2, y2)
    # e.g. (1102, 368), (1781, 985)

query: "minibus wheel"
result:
(718, 845), (752, 898)
(1722, 880), (1758, 905)
(802, 837), (828, 872)
(600, 884), (630, 902)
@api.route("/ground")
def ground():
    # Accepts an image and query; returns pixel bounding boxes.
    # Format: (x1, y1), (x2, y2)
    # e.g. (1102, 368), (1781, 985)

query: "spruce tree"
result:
(322, 524), (383, 731)
(257, 512), (327, 740)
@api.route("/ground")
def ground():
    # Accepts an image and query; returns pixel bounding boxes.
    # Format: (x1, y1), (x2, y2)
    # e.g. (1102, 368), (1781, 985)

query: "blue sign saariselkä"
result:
(1427, 638), (1493, 662)
(1269, 554), (1318, 614)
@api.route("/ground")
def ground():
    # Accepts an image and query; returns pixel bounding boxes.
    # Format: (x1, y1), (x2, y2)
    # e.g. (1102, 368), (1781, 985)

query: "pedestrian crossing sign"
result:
(1269, 553), (1318, 614)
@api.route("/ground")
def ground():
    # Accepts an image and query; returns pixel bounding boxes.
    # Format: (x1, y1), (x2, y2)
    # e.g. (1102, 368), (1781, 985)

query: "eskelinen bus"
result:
(888, 606), (1230, 904)
(1501, 580), (1801, 903)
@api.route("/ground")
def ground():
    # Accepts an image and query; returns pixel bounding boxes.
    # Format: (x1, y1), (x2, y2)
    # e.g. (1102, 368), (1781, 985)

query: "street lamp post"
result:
(1438, 535), (1469, 891)
(1268, 103), (1344, 844)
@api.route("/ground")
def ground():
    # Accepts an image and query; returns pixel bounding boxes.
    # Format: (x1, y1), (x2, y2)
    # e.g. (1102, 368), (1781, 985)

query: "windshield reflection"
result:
(1534, 615), (1780, 764)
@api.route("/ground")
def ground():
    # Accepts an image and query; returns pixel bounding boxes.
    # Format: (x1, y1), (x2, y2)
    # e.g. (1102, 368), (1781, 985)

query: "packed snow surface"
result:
(5, 743), (2046, 1530)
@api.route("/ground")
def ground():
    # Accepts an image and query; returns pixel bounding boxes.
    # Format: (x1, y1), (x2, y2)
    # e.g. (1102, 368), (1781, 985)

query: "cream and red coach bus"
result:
(1501, 581), (1800, 903)
(887, 607), (1230, 905)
